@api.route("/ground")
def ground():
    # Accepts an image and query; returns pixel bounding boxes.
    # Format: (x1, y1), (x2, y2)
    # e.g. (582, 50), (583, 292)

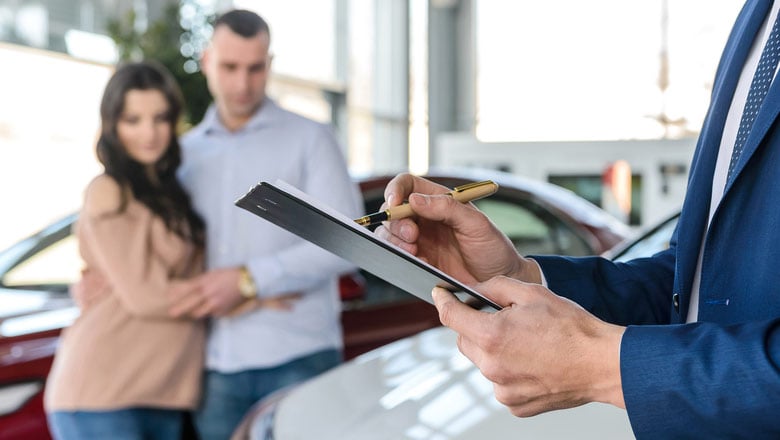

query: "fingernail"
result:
(409, 193), (428, 206)
(386, 192), (397, 206)
(400, 223), (414, 241)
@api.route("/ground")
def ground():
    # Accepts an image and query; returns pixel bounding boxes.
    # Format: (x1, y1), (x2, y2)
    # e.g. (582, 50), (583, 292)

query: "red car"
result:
(0, 169), (630, 439)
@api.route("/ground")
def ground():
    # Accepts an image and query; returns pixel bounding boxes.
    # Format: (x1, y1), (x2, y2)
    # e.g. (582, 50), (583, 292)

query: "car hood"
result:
(0, 287), (77, 338)
(267, 327), (634, 439)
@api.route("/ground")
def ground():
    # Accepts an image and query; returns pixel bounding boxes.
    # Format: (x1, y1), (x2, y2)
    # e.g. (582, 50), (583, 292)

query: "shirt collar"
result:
(202, 97), (281, 135)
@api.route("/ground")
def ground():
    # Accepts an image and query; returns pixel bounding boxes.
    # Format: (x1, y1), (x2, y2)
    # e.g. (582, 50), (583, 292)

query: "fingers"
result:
(275, 292), (304, 302)
(439, 280), (546, 416)
(432, 287), (494, 338)
(435, 288), (496, 370)
(169, 271), (244, 318)
(169, 289), (205, 318)
(376, 192), (482, 244)
(374, 219), (420, 254)
(223, 292), (304, 317)
(190, 269), (242, 317)
(382, 173), (486, 226)
(433, 279), (524, 361)
(381, 192), (486, 242)
(378, 174), (494, 259)
(191, 297), (218, 318)
(383, 173), (451, 208)
(409, 193), (491, 232)
(168, 279), (201, 318)
(257, 297), (295, 311)
(256, 292), (303, 311)
(225, 298), (260, 317)
(437, 277), (553, 339)
(472, 276), (536, 307)
(437, 276), (625, 417)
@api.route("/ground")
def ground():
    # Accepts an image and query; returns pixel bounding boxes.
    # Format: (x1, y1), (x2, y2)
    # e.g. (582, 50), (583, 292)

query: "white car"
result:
(232, 326), (634, 440)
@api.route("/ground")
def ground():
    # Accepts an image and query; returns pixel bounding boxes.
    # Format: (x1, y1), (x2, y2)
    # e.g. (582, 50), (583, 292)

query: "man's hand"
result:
(432, 276), (626, 416)
(169, 268), (304, 318)
(375, 173), (540, 284)
(226, 292), (304, 317)
(169, 268), (245, 318)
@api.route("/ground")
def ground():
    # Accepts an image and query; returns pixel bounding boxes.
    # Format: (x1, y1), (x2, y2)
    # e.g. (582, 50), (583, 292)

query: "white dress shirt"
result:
(179, 99), (361, 372)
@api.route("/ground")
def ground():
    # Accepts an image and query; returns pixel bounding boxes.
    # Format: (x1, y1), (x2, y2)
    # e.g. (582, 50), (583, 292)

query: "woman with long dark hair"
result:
(44, 61), (206, 439)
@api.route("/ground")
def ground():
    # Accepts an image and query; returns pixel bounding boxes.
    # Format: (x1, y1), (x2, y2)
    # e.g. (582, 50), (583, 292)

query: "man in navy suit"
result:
(378, 0), (780, 437)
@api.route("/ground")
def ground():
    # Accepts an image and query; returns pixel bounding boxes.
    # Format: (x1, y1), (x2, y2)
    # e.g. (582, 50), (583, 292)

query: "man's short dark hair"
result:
(214, 9), (270, 40)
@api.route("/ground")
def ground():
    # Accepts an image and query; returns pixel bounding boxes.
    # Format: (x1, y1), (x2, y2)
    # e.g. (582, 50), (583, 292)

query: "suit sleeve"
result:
(533, 240), (780, 437)
(532, 246), (676, 326)
(621, 319), (780, 438)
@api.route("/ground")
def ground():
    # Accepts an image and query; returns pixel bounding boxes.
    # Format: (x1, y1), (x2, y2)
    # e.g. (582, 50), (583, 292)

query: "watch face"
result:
(239, 283), (254, 297)
(239, 268), (257, 298)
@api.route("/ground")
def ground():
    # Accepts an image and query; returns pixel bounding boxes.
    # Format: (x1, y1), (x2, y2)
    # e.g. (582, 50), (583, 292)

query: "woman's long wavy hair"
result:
(96, 61), (204, 247)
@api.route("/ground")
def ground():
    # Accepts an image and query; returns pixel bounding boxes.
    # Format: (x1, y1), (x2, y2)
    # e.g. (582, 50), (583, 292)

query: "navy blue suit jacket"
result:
(535, 1), (780, 437)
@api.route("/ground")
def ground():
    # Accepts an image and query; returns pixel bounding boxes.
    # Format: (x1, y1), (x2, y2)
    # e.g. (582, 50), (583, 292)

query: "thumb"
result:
(432, 287), (491, 338)
(408, 192), (487, 229)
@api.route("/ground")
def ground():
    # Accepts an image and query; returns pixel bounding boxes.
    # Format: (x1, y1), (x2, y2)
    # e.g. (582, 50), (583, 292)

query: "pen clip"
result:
(451, 180), (493, 193)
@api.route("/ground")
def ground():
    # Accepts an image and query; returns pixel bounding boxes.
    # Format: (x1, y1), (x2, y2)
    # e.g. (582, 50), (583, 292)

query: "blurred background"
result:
(0, 0), (744, 249)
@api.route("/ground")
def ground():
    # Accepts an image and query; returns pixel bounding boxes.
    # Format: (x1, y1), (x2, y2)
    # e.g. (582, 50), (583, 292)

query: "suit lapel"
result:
(674, 0), (771, 316)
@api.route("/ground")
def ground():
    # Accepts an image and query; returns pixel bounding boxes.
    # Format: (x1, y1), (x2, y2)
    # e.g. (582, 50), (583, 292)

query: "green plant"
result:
(107, 2), (213, 126)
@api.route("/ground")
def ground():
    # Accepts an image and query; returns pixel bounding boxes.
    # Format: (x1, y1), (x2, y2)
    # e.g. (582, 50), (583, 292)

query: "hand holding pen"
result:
(355, 180), (499, 227)
(370, 174), (521, 287)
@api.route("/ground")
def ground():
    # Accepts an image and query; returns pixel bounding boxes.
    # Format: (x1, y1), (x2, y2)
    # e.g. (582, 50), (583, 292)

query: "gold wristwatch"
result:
(237, 266), (257, 299)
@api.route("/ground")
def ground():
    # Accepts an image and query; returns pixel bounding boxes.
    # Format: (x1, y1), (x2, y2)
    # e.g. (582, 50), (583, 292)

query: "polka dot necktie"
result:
(727, 9), (780, 181)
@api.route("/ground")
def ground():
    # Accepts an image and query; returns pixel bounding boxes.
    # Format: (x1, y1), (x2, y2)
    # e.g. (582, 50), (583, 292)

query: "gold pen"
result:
(354, 180), (499, 227)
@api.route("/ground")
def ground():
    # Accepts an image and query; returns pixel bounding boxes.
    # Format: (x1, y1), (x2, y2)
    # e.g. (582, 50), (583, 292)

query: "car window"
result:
(612, 214), (678, 262)
(2, 235), (80, 292)
(473, 198), (591, 256)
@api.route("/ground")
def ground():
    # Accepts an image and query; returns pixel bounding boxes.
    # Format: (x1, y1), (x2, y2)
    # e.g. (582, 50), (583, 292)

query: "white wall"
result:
(0, 43), (109, 249)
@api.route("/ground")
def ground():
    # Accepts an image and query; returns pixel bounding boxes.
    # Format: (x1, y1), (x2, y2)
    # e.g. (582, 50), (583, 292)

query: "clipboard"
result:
(235, 181), (501, 311)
